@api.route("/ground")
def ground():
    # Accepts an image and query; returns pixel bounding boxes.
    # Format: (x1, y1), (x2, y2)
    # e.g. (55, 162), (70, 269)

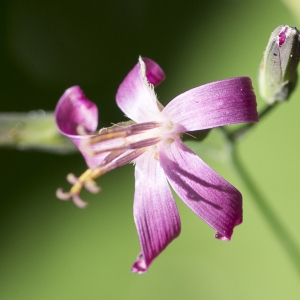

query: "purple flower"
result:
(55, 57), (258, 273)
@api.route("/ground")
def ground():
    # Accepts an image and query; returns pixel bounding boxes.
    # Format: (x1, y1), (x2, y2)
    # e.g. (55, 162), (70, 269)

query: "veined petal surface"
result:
(116, 57), (165, 123)
(162, 77), (258, 132)
(159, 140), (242, 241)
(132, 149), (181, 273)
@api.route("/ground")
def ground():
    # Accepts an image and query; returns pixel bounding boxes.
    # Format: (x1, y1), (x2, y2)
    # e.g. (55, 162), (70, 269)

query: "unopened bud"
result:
(258, 25), (300, 104)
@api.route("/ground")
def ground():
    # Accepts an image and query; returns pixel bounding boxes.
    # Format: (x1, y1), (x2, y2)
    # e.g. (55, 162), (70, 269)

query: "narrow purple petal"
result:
(159, 139), (242, 241)
(132, 149), (181, 273)
(162, 77), (258, 132)
(55, 86), (102, 168)
(116, 57), (165, 123)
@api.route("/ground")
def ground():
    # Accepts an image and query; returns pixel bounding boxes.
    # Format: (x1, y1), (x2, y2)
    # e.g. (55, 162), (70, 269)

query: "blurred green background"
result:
(1, 0), (300, 299)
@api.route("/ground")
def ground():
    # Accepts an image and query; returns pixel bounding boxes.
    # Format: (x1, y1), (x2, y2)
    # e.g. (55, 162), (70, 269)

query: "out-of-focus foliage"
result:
(1, 0), (300, 299)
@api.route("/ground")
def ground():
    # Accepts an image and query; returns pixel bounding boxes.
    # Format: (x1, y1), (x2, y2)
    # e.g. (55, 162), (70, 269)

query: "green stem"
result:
(231, 144), (300, 276)
(0, 112), (76, 153)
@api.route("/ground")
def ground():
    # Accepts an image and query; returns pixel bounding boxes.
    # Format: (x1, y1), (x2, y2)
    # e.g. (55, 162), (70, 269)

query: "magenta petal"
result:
(142, 58), (166, 86)
(116, 57), (165, 123)
(55, 86), (102, 168)
(55, 86), (98, 138)
(132, 150), (181, 273)
(162, 77), (258, 132)
(159, 140), (242, 241)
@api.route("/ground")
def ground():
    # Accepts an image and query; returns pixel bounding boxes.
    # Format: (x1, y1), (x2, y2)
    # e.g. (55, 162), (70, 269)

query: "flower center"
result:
(57, 119), (180, 207)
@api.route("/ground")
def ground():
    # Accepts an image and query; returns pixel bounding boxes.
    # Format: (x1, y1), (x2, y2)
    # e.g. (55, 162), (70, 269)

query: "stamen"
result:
(130, 122), (162, 132)
(90, 122), (162, 144)
(84, 180), (101, 194)
(129, 137), (162, 149)
(100, 120), (135, 133)
(78, 138), (98, 157)
(95, 150), (126, 167)
(56, 188), (71, 200)
(72, 194), (88, 208)
(91, 130), (131, 144)
(57, 148), (147, 207)
(67, 173), (79, 184)
(92, 137), (162, 155)
(112, 149), (146, 167)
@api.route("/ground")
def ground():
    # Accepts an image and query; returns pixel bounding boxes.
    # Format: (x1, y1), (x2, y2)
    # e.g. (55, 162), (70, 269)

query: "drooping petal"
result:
(116, 57), (166, 123)
(132, 148), (181, 273)
(55, 86), (104, 168)
(55, 86), (98, 137)
(159, 139), (242, 241)
(162, 77), (258, 132)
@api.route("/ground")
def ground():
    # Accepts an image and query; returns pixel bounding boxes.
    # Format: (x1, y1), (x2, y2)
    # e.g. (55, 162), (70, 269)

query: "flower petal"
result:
(159, 139), (242, 241)
(162, 77), (258, 132)
(55, 86), (103, 168)
(116, 57), (165, 123)
(132, 149), (181, 273)
(55, 86), (98, 138)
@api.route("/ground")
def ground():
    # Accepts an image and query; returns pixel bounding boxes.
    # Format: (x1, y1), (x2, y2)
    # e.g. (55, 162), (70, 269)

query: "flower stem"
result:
(0, 111), (76, 153)
(229, 102), (278, 141)
(231, 145), (300, 277)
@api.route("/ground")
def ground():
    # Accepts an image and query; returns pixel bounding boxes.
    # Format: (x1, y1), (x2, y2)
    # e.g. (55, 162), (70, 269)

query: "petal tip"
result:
(131, 253), (148, 274)
(140, 57), (166, 87)
(215, 232), (231, 241)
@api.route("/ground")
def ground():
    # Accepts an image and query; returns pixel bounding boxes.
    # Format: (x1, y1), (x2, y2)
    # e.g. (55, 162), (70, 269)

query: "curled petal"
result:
(116, 57), (165, 123)
(55, 86), (107, 168)
(159, 140), (242, 241)
(132, 149), (181, 273)
(143, 58), (166, 86)
(162, 77), (258, 132)
(55, 86), (98, 137)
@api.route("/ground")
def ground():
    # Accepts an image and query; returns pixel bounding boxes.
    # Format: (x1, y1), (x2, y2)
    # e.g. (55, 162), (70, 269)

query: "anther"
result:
(84, 181), (101, 194)
(67, 173), (79, 184)
(56, 188), (71, 200)
(57, 148), (147, 208)
(72, 194), (88, 208)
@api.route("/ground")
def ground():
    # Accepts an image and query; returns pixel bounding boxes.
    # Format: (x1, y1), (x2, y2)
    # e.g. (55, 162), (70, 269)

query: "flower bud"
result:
(258, 25), (300, 104)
